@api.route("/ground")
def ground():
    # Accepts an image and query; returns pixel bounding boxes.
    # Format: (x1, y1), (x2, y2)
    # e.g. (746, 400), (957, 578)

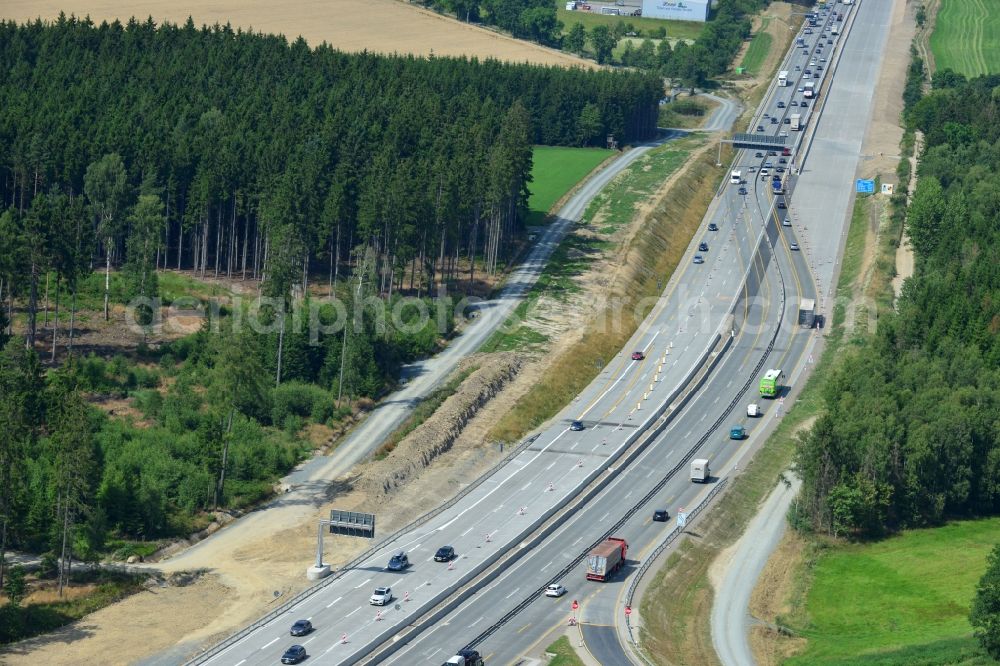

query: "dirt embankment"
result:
(358, 352), (523, 498)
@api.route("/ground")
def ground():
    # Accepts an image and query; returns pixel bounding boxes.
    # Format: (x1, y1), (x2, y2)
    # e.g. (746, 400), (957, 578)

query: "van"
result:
(600, 7), (620, 14)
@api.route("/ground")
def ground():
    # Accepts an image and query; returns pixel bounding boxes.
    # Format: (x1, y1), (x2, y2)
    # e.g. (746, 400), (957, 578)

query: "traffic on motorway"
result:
(191, 4), (846, 666)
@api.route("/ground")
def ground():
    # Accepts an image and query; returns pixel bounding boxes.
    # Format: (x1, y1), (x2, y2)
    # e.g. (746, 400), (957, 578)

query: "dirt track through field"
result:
(1, 0), (594, 67)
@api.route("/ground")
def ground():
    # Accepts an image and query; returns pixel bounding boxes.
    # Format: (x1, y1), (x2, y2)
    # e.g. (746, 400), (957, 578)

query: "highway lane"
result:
(391, 211), (800, 666)
(397, 6), (843, 665)
(712, 2), (899, 665)
(193, 132), (773, 666)
(792, 0), (897, 307)
(190, 7), (832, 666)
(154, 133), (677, 577)
(440, 120), (817, 666)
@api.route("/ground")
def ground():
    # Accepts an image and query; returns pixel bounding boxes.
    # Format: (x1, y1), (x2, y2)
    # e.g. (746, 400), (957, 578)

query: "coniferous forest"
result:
(0, 15), (661, 572)
(795, 72), (1000, 537)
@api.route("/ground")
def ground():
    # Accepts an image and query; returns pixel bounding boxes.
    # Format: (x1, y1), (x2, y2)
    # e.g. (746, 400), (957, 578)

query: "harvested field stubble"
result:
(1, 0), (595, 67)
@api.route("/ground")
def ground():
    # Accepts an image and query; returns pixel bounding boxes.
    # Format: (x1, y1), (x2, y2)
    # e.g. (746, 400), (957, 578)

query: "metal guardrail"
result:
(623, 477), (729, 650)
(187, 432), (540, 665)
(465, 331), (734, 651)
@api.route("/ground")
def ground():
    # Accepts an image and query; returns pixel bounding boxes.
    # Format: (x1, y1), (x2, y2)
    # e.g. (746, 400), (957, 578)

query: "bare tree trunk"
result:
(214, 204), (222, 277)
(177, 225), (183, 271)
(275, 307), (285, 386)
(329, 234), (335, 295)
(334, 221), (341, 287)
(42, 272), (49, 328)
(0, 519), (7, 590)
(103, 237), (112, 321)
(215, 408), (235, 509)
(69, 288), (77, 351)
(228, 194), (236, 279)
(302, 254), (309, 297)
(51, 277), (59, 363)
(58, 505), (69, 597)
(241, 208), (250, 281)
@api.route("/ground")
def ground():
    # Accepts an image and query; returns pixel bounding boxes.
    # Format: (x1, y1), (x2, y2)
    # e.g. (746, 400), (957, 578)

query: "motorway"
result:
(153, 132), (676, 578)
(190, 6), (840, 666)
(388, 5), (854, 665)
(712, 1), (899, 665)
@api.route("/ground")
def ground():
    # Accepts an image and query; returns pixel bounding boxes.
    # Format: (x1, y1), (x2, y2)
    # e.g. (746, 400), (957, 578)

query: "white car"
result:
(544, 583), (567, 598)
(370, 586), (393, 605)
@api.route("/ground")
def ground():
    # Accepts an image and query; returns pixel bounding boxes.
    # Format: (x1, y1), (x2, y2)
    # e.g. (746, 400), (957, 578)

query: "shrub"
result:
(271, 381), (332, 425)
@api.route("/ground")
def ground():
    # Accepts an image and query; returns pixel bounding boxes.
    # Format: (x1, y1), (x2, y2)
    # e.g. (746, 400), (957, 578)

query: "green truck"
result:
(759, 369), (783, 398)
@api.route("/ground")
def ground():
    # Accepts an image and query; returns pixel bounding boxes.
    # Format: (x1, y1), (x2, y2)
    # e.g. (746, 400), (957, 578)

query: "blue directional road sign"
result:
(856, 179), (875, 194)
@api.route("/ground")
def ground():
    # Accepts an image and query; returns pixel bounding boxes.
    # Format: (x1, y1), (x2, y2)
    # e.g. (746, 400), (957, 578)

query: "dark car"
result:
(779, 158), (787, 164)
(738, 187), (748, 195)
(768, 150), (778, 156)
(755, 151), (763, 158)
(698, 242), (709, 252)
(708, 222), (719, 231)
(386, 552), (409, 571)
(290, 620), (313, 637)
(756, 125), (765, 132)
(570, 420), (585, 431)
(800, 101), (809, 108)
(434, 546), (456, 562)
(804, 68), (812, 75)
(777, 200), (786, 209)
(771, 117), (779, 124)
(281, 645), (307, 665)
(776, 167), (785, 173)
(653, 509), (669, 522)
(783, 118), (791, 124)
(776, 101), (785, 108)
(631, 351), (645, 361)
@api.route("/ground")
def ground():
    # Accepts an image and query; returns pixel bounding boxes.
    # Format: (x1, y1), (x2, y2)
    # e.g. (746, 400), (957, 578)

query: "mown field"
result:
(930, 0), (1000, 76)
(557, 6), (704, 42)
(740, 26), (773, 74)
(527, 146), (614, 226)
(784, 518), (999, 665)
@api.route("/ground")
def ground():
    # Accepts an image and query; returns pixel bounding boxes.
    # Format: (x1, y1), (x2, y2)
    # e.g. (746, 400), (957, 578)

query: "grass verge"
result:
(929, 0), (1000, 77)
(782, 518), (1000, 665)
(0, 570), (146, 645)
(487, 135), (714, 443)
(638, 190), (879, 665)
(740, 29), (773, 74)
(545, 635), (587, 666)
(528, 146), (615, 226)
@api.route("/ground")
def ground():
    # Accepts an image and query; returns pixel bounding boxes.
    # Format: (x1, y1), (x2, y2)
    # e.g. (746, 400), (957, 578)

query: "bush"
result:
(270, 381), (333, 425)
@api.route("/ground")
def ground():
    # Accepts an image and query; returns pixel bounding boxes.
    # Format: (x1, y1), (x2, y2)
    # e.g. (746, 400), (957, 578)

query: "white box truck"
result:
(790, 113), (802, 131)
(691, 459), (710, 483)
(798, 298), (816, 328)
(730, 170), (742, 184)
(747, 403), (760, 417)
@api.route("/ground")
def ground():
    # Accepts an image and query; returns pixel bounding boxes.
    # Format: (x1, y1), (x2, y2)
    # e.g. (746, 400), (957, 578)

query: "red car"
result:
(631, 351), (645, 361)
